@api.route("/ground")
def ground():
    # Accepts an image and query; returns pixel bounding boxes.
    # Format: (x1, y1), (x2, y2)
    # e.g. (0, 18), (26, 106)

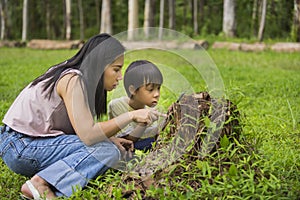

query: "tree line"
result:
(0, 0), (299, 42)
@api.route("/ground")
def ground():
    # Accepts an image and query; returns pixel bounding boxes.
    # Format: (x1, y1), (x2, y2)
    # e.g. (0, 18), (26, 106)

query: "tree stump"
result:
(121, 92), (241, 197)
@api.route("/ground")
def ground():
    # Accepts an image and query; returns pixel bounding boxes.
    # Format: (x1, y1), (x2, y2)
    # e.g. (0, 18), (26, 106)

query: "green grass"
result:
(0, 47), (299, 199)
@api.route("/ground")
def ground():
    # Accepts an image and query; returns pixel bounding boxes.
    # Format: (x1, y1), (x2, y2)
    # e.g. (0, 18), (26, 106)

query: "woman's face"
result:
(104, 55), (124, 91)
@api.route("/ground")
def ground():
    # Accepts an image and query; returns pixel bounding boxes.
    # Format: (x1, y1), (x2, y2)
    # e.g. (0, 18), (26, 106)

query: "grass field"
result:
(0, 47), (299, 199)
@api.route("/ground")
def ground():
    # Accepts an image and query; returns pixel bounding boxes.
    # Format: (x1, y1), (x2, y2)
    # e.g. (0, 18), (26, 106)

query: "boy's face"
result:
(132, 83), (161, 108)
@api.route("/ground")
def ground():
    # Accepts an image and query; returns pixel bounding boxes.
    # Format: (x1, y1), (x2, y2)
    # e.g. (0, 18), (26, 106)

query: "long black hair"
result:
(30, 33), (125, 118)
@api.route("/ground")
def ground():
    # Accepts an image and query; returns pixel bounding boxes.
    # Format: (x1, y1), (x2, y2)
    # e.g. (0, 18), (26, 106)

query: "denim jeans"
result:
(0, 125), (120, 197)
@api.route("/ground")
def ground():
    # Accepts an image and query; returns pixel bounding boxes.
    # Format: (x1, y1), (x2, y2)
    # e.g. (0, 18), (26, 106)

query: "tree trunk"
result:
(270, 42), (300, 52)
(183, 0), (187, 26)
(222, 0), (236, 37)
(199, 0), (204, 27)
(168, 0), (175, 29)
(22, 0), (28, 41)
(251, 0), (258, 37)
(95, 0), (100, 32)
(65, 0), (71, 40)
(258, 0), (267, 42)
(0, 0), (5, 40)
(293, 0), (300, 42)
(78, 0), (84, 40)
(193, 0), (198, 35)
(151, 0), (156, 27)
(128, 0), (138, 40)
(45, 0), (51, 39)
(100, 0), (112, 34)
(144, 0), (151, 37)
(4, 0), (11, 39)
(159, 0), (164, 40)
(144, 0), (156, 38)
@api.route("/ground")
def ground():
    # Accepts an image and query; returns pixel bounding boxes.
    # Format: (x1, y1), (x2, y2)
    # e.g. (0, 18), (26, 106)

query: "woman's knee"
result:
(103, 141), (120, 159)
(87, 141), (120, 164)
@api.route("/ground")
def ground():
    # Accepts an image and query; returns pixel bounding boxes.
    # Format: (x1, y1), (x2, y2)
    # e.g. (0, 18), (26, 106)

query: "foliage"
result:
(0, 0), (297, 41)
(0, 48), (299, 199)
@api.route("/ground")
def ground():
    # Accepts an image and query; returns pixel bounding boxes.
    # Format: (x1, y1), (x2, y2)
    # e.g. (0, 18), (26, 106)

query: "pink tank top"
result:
(2, 69), (82, 137)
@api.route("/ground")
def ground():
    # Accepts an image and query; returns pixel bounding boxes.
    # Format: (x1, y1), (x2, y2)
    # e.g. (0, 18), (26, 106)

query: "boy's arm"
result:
(141, 123), (159, 138)
(123, 124), (147, 142)
(108, 99), (126, 119)
(108, 98), (131, 137)
(108, 97), (137, 139)
(110, 100), (149, 141)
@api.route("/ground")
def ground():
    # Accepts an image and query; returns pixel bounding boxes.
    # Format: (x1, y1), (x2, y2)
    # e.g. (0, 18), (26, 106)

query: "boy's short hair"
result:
(124, 60), (163, 97)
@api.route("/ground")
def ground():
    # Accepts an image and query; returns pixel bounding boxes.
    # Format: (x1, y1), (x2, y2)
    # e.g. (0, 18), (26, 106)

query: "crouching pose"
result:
(0, 34), (162, 199)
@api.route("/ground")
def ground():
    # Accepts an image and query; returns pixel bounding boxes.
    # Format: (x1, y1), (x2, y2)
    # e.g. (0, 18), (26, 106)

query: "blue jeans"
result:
(0, 125), (120, 197)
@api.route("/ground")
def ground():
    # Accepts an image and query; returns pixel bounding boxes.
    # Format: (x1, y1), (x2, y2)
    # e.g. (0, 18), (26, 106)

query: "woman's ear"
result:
(129, 85), (136, 96)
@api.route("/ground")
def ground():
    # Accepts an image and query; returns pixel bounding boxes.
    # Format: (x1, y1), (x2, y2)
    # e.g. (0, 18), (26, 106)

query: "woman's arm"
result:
(109, 98), (162, 142)
(57, 74), (155, 146)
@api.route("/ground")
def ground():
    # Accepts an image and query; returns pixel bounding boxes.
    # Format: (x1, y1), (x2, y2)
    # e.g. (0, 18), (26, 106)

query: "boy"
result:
(108, 60), (163, 151)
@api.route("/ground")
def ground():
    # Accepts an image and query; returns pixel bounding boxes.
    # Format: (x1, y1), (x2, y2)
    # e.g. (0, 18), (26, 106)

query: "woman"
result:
(0, 34), (161, 199)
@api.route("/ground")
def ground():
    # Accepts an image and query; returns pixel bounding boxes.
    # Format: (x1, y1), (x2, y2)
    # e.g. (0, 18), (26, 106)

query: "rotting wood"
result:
(120, 92), (241, 198)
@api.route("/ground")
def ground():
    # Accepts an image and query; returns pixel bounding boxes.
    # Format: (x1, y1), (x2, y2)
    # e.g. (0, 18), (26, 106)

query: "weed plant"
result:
(0, 48), (299, 199)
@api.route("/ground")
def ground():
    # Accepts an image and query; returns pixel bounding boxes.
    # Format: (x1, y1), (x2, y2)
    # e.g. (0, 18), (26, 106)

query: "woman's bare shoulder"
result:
(56, 73), (81, 97)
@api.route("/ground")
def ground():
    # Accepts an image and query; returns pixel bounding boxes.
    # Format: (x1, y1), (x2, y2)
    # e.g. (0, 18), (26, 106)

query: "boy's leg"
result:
(134, 137), (156, 151)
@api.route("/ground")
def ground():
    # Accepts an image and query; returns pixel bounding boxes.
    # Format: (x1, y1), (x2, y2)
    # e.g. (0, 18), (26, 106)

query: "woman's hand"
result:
(130, 108), (166, 125)
(110, 136), (134, 160)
